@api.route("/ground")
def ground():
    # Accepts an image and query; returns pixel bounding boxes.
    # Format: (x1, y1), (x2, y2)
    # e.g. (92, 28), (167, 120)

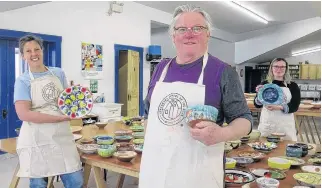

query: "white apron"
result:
(258, 87), (297, 141)
(139, 53), (225, 188)
(16, 67), (82, 178)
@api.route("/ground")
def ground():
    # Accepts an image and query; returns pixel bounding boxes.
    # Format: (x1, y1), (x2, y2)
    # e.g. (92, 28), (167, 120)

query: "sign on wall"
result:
(81, 42), (103, 79)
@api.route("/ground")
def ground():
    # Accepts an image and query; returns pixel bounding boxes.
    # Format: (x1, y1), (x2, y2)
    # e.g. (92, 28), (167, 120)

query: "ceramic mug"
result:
(294, 143), (309, 157)
(286, 144), (303, 158)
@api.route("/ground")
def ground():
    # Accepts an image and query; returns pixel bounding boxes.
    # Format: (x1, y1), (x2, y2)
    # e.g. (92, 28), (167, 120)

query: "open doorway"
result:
(114, 44), (144, 117)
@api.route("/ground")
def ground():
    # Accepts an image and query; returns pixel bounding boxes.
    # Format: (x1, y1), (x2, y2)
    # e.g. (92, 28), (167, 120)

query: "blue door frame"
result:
(0, 29), (62, 139)
(114, 44), (144, 116)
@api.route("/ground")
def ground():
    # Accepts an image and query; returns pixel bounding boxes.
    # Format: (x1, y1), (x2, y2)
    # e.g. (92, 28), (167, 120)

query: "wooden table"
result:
(227, 138), (319, 188)
(248, 104), (321, 144)
(80, 122), (140, 188)
(1, 122), (320, 188)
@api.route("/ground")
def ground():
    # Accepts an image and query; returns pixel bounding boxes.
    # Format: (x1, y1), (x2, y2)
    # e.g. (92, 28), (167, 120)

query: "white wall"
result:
(285, 51), (321, 65)
(0, 1), (172, 103)
(235, 17), (321, 64)
(151, 27), (235, 64)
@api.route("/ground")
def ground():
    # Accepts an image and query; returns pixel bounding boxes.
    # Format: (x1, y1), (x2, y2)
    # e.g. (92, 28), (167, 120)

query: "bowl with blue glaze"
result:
(286, 144), (303, 158)
(184, 105), (218, 128)
(96, 135), (114, 145)
(258, 84), (285, 105)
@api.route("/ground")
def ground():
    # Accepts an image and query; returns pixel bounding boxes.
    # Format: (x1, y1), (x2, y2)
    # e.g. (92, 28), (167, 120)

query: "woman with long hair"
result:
(254, 58), (301, 141)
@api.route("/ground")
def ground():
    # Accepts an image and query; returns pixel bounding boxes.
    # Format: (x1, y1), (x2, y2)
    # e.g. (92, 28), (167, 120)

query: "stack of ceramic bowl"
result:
(95, 135), (116, 158)
(114, 130), (133, 142)
(240, 135), (250, 144)
(128, 120), (145, 154)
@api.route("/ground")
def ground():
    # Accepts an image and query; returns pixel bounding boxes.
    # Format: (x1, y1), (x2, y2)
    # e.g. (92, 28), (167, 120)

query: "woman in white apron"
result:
(14, 35), (83, 188)
(140, 5), (252, 188)
(254, 58), (301, 141)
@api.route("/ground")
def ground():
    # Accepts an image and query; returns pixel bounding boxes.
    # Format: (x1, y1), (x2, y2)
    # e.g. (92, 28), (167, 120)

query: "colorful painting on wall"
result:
(81, 42), (103, 79)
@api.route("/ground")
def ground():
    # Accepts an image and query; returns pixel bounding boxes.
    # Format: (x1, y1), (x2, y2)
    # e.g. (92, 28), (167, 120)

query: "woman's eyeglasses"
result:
(174, 26), (208, 35)
(273, 66), (287, 69)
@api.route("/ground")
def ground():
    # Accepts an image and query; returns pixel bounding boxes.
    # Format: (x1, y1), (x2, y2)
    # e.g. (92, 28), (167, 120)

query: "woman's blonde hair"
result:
(266, 58), (292, 85)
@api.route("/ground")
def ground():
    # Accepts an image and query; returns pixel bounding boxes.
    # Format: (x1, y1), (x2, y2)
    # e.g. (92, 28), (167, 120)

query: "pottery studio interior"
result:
(0, 1), (321, 188)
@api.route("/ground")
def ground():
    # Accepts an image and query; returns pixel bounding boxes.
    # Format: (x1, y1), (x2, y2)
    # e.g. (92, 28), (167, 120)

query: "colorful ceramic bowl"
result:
(225, 158), (237, 169)
(286, 145), (303, 158)
(268, 157), (291, 170)
(301, 165), (321, 174)
(113, 151), (137, 162)
(256, 177), (280, 188)
(295, 143), (309, 157)
(249, 130), (261, 140)
(115, 143), (134, 151)
(129, 125), (144, 132)
(76, 144), (98, 154)
(95, 122), (108, 129)
(133, 139), (144, 145)
(232, 157), (254, 165)
(97, 144), (116, 157)
(225, 169), (255, 185)
(293, 173), (321, 187)
(96, 135), (114, 145)
(278, 156), (305, 166)
(238, 151), (266, 162)
(114, 130), (132, 136)
(134, 144), (143, 154)
(132, 132), (144, 139)
(267, 136), (281, 143)
(258, 83), (285, 105)
(250, 168), (286, 180)
(115, 135), (133, 142)
(184, 105), (218, 127)
(227, 140), (242, 149)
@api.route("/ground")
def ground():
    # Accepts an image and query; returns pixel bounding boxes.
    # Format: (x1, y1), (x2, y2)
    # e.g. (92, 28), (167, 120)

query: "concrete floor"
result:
(0, 153), (139, 188)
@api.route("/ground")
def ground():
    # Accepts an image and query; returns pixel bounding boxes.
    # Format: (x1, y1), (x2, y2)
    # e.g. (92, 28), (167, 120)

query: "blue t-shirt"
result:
(14, 67), (68, 103)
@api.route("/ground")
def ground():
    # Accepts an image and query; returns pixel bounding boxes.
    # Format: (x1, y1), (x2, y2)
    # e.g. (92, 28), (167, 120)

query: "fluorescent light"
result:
(224, 1), (268, 24)
(292, 47), (321, 56)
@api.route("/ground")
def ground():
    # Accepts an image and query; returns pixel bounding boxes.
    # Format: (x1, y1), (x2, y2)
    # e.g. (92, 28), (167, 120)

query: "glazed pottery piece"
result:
(286, 145), (303, 158)
(258, 84), (285, 105)
(96, 135), (114, 145)
(97, 145), (116, 157)
(58, 86), (93, 118)
(256, 177), (280, 188)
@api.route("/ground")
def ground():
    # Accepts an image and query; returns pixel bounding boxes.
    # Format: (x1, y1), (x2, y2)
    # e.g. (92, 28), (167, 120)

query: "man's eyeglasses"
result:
(174, 26), (208, 35)
(273, 66), (287, 69)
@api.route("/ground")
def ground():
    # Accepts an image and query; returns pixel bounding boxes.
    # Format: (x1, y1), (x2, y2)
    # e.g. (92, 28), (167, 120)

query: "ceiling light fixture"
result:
(224, 1), (268, 24)
(292, 47), (321, 56)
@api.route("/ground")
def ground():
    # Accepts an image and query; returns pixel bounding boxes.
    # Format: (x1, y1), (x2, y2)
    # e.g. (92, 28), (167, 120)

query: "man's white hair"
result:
(168, 4), (213, 36)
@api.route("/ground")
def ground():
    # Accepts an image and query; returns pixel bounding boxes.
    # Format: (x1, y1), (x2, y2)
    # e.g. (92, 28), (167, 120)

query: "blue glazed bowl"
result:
(258, 84), (285, 105)
(184, 105), (218, 127)
(286, 145), (303, 158)
(96, 135), (114, 145)
(294, 143), (309, 157)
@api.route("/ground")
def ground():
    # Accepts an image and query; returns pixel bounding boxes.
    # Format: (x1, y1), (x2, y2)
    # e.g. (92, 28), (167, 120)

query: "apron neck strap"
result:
(159, 52), (208, 85)
(29, 66), (54, 80)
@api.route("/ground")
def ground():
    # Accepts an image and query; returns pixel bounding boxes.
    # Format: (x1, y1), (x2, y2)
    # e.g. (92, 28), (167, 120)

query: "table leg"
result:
(93, 166), (106, 188)
(311, 116), (321, 144)
(9, 163), (20, 188)
(305, 116), (317, 144)
(295, 115), (304, 142)
(83, 163), (92, 188)
(116, 174), (125, 188)
(47, 177), (54, 188)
